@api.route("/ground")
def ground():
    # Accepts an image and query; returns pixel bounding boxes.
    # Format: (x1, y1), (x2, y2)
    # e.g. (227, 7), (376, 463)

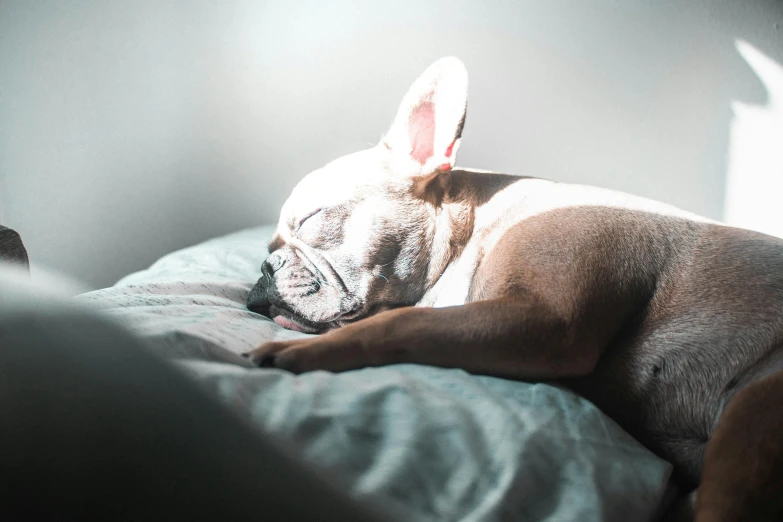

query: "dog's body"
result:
(246, 58), (783, 520)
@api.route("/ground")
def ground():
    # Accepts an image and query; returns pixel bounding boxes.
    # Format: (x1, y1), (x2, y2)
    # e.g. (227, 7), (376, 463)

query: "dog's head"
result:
(247, 57), (469, 332)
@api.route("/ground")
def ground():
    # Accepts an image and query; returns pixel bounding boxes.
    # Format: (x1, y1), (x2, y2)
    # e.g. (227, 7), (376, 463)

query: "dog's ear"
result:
(382, 57), (468, 178)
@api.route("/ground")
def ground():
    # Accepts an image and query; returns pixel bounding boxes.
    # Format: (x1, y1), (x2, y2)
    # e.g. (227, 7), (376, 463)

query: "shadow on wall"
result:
(723, 40), (783, 239)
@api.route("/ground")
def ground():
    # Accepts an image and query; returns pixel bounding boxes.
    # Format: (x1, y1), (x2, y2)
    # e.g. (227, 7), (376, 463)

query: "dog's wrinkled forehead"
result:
(279, 146), (394, 226)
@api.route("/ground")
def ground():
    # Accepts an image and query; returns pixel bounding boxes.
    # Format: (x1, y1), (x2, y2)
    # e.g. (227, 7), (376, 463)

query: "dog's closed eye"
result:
(297, 207), (345, 248)
(296, 209), (324, 232)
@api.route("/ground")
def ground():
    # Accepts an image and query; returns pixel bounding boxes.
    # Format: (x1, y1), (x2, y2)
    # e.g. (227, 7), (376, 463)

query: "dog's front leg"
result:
(244, 297), (602, 379)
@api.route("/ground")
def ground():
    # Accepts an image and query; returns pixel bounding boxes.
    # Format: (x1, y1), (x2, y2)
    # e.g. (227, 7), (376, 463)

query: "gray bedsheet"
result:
(77, 226), (674, 522)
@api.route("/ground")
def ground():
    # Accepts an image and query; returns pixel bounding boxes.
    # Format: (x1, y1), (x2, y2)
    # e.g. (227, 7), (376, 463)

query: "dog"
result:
(245, 58), (783, 521)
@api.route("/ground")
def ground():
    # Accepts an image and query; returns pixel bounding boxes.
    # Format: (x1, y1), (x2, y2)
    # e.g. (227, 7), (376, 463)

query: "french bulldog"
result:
(245, 58), (783, 521)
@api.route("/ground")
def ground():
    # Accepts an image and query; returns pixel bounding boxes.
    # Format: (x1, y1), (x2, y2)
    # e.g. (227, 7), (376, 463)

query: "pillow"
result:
(77, 226), (675, 522)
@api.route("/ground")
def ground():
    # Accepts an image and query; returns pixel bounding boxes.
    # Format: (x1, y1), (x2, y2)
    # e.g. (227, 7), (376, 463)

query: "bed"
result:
(73, 225), (675, 521)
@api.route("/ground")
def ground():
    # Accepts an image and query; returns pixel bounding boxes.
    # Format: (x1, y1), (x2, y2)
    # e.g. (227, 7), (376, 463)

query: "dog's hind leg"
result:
(695, 367), (783, 522)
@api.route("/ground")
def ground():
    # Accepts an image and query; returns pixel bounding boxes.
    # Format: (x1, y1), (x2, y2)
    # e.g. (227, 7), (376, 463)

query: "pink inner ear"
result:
(409, 101), (435, 165)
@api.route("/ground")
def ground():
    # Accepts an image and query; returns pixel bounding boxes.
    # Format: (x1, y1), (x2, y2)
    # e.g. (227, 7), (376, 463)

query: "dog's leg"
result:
(245, 296), (603, 379)
(695, 367), (783, 522)
(247, 210), (658, 377)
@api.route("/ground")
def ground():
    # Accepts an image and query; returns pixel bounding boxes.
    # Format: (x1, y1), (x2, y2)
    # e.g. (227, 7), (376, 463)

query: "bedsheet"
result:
(77, 226), (673, 522)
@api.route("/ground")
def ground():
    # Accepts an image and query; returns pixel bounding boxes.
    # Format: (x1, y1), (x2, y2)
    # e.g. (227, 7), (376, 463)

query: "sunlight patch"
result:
(723, 40), (783, 239)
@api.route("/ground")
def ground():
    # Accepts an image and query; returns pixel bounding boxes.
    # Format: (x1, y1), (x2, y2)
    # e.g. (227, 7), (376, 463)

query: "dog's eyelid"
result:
(296, 208), (324, 230)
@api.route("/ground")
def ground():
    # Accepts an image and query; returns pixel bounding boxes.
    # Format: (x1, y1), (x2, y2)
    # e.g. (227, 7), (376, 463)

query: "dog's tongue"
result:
(273, 315), (307, 332)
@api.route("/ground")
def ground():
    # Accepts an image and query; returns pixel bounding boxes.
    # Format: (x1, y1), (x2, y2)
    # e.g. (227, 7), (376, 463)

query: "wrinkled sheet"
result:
(77, 226), (673, 522)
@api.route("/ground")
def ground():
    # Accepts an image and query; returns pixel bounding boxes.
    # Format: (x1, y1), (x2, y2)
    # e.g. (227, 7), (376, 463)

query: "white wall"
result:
(1, 0), (781, 289)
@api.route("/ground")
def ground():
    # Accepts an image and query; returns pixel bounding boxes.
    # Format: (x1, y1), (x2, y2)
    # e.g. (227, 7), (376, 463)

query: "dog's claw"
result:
(259, 354), (277, 368)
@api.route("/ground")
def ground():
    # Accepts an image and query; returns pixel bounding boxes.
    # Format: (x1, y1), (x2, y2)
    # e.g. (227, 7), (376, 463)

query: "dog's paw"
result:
(242, 339), (331, 373)
(243, 333), (366, 374)
(241, 351), (277, 368)
(243, 341), (294, 369)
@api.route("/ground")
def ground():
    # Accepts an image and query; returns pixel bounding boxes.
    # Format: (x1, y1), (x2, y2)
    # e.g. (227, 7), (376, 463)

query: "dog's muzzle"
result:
(247, 252), (286, 316)
(247, 275), (271, 315)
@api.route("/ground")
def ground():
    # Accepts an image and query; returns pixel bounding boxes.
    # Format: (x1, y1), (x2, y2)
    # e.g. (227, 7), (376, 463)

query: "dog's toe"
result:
(258, 354), (277, 368)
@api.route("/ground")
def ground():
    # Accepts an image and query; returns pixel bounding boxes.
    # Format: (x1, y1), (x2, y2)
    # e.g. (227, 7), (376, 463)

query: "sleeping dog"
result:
(245, 58), (783, 521)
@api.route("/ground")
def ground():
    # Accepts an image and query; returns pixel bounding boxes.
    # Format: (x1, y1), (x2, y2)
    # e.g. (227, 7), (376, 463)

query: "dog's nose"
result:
(249, 252), (287, 315)
(262, 252), (286, 277)
(247, 276), (271, 315)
